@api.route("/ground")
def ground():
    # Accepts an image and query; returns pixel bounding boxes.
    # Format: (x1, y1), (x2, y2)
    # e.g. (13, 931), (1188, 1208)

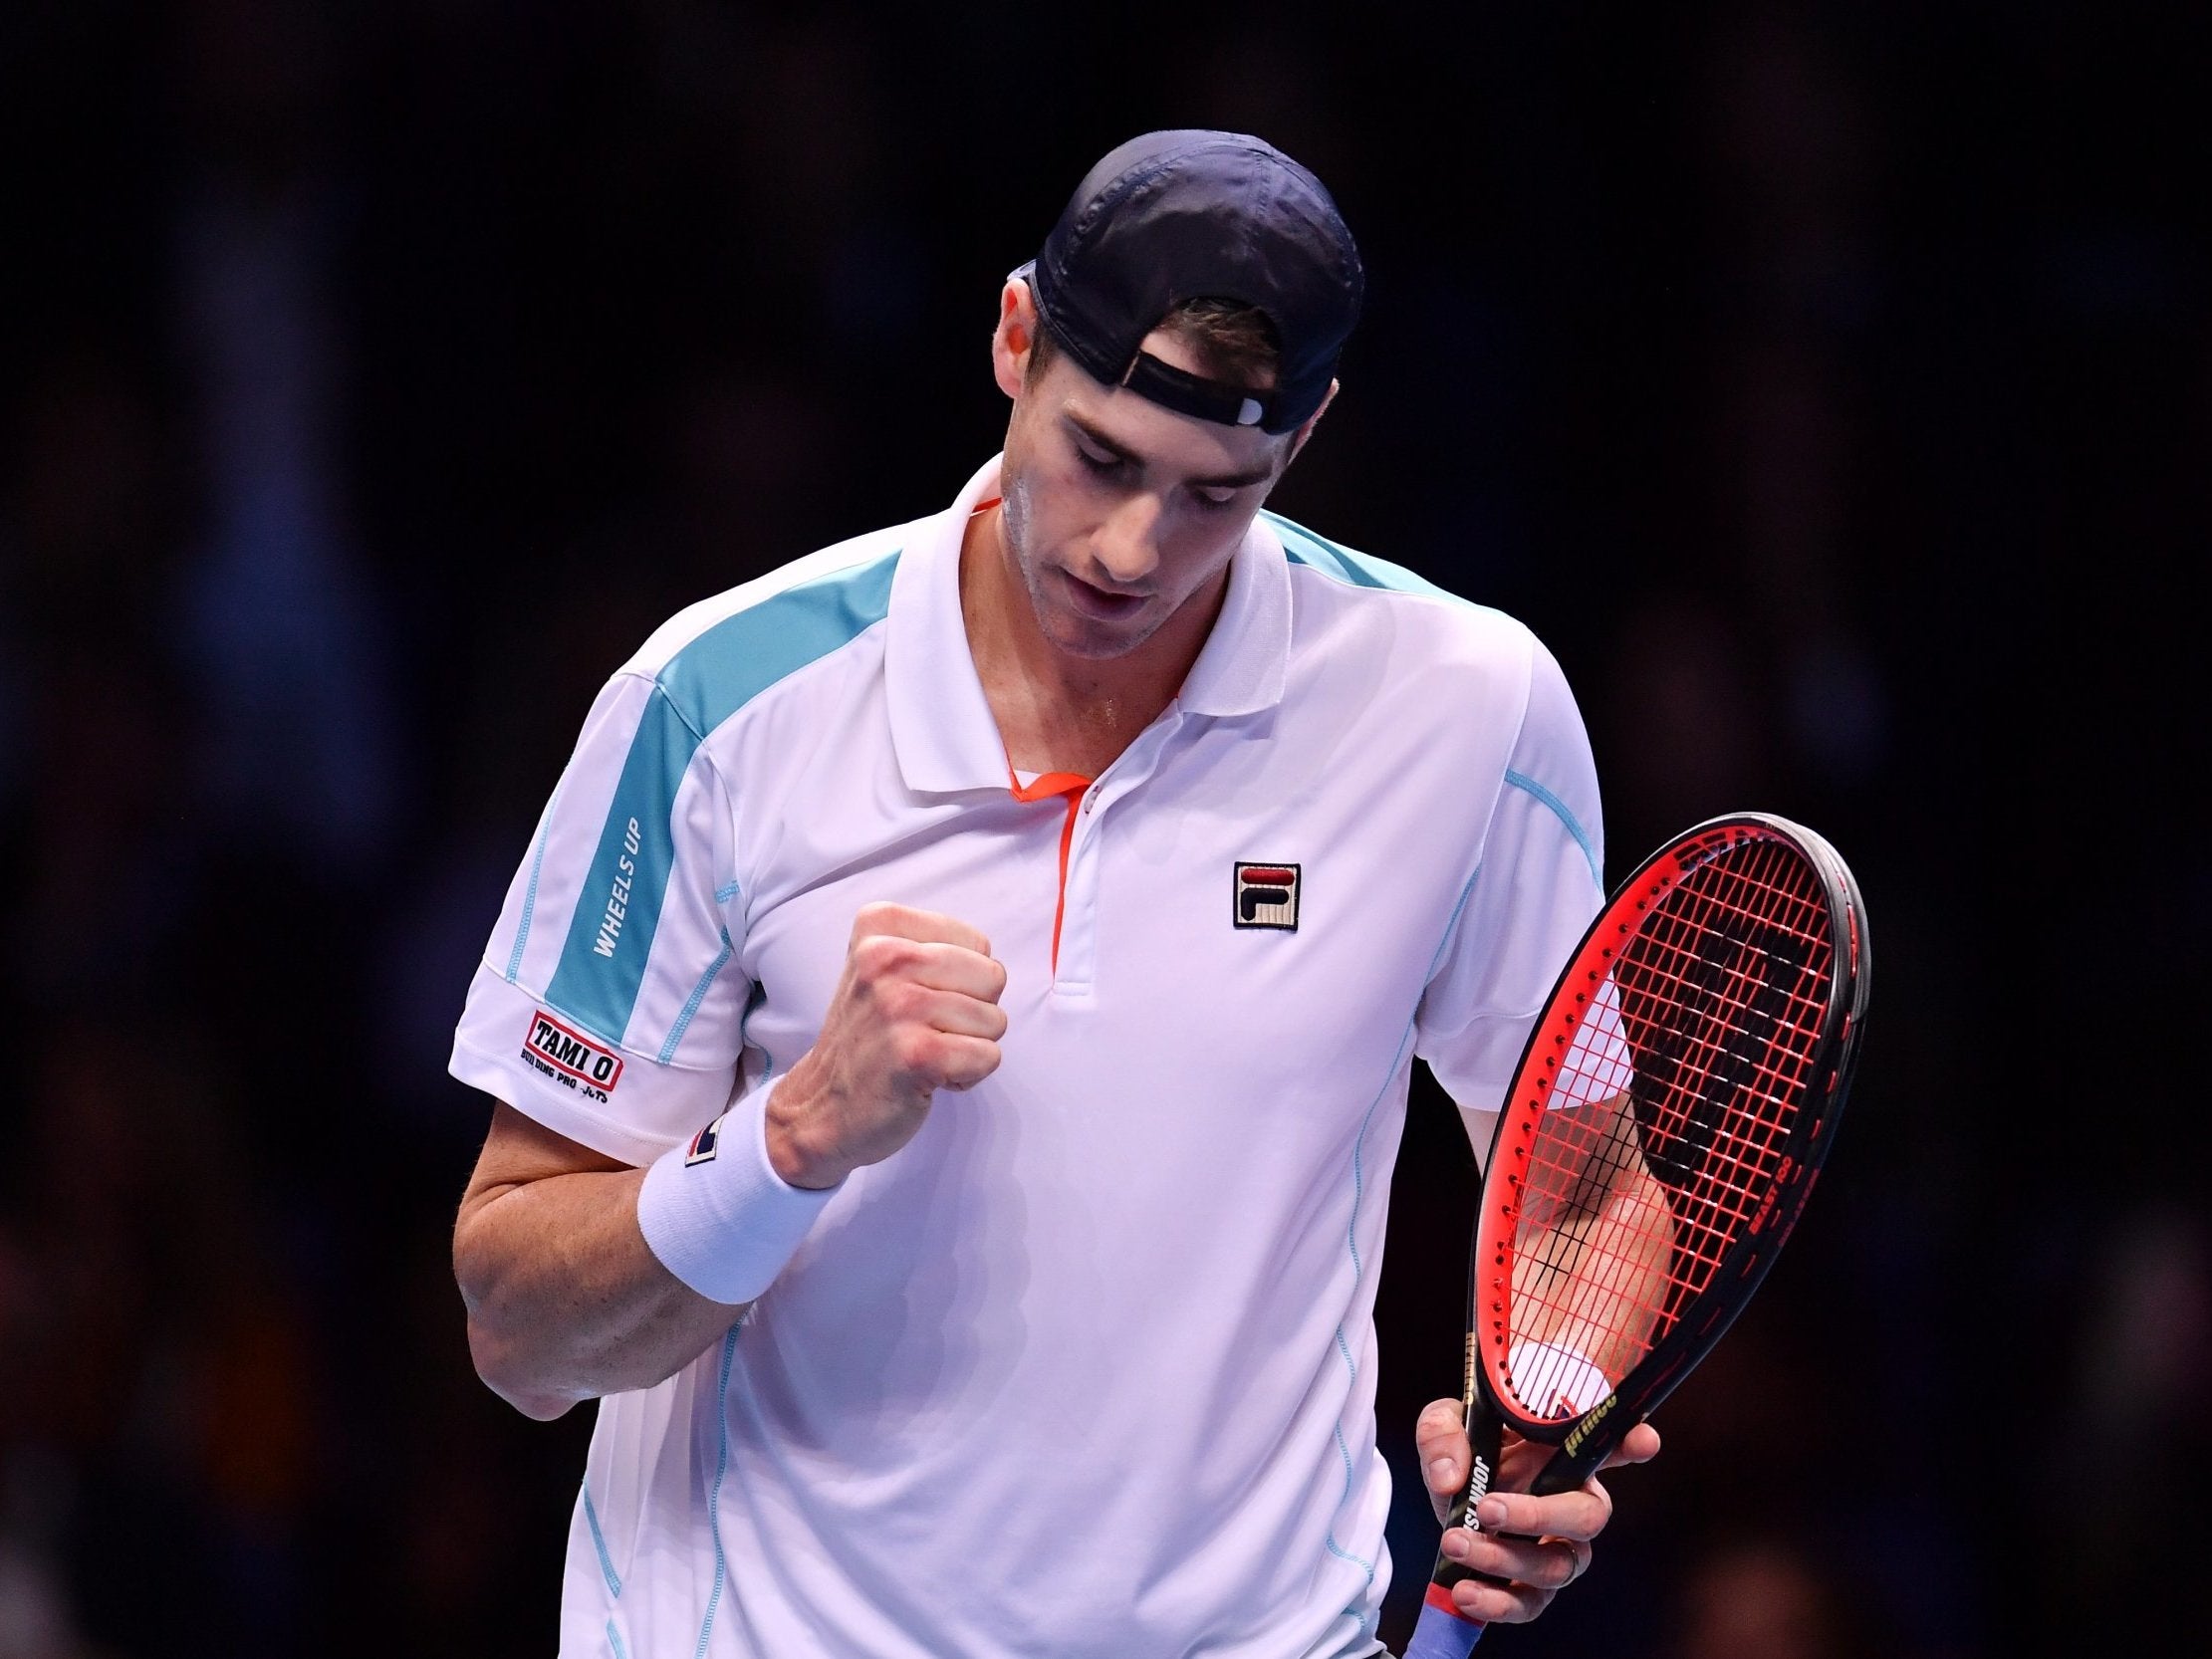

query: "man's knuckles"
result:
(869, 975), (932, 1023)
(1413, 1400), (1470, 1457)
(939, 1036), (1003, 1087)
(887, 1025), (1000, 1082)
(852, 932), (924, 983)
(1487, 1489), (1606, 1546)
(852, 936), (1005, 1001)
(1415, 1397), (1466, 1433)
(1538, 1546), (1583, 1590)
(850, 901), (918, 943)
(849, 902), (991, 957)
(1486, 1540), (1580, 1595)
(869, 979), (1005, 1041)
(889, 1025), (945, 1076)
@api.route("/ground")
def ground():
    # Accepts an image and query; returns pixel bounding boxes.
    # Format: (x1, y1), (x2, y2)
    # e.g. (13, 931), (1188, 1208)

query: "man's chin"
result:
(1039, 607), (1159, 661)
(1030, 592), (1176, 658)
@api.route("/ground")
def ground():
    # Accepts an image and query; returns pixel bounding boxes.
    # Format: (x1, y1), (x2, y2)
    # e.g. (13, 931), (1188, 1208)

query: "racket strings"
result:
(1510, 1100), (1668, 1398)
(1496, 841), (1835, 1417)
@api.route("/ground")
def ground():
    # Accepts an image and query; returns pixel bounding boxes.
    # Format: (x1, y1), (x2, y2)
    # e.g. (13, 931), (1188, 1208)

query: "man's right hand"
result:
(765, 903), (1008, 1190)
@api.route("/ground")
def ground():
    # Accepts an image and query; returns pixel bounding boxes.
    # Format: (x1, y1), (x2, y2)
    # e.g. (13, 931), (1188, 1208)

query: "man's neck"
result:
(958, 505), (1227, 779)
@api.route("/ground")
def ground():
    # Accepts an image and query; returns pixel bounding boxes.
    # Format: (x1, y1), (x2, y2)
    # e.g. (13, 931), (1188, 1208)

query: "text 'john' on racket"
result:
(1403, 813), (1870, 1659)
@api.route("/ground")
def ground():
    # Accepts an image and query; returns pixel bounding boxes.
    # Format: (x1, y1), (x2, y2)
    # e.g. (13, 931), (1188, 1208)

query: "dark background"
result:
(2, 3), (2206, 1655)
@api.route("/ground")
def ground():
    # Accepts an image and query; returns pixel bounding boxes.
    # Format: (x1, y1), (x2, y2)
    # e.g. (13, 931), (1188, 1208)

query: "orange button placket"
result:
(1007, 764), (1094, 976)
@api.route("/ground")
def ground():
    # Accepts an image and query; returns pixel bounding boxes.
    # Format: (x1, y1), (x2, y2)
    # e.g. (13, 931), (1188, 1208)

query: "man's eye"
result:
(1194, 487), (1238, 510)
(1075, 444), (1120, 474)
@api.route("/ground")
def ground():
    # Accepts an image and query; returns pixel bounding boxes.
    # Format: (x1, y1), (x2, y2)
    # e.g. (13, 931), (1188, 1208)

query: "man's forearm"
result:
(1508, 1093), (1675, 1381)
(1514, 1163), (1673, 1381)
(454, 1167), (746, 1419)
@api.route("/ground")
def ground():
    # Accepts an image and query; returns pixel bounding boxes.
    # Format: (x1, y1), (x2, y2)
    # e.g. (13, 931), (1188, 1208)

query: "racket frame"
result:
(1416, 812), (1868, 1650)
(1469, 814), (1865, 1492)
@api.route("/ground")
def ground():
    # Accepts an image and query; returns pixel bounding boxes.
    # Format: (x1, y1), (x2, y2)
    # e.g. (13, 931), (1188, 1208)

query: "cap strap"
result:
(1120, 351), (1274, 430)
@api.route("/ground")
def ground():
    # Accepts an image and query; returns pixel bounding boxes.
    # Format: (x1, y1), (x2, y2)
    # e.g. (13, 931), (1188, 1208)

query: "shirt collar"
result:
(1176, 513), (1292, 718)
(884, 456), (1011, 794)
(884, 455), (1295, 792)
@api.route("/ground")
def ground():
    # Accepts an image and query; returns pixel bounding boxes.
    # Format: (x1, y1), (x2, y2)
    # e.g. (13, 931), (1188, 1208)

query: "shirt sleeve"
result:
(1413, 637), (1607, 1167)
(449, 670), (752, 1165)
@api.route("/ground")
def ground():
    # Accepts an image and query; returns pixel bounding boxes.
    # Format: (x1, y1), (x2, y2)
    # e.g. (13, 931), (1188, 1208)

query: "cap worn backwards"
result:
(1020, 129), (1363, 435)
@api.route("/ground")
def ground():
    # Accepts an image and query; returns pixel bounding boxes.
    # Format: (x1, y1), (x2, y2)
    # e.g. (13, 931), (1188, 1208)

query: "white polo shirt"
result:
(449, 457), (1606, 1659)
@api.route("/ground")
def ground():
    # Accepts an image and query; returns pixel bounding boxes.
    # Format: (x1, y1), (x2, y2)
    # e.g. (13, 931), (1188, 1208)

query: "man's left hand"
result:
(1412, 1399), (1662, 1625)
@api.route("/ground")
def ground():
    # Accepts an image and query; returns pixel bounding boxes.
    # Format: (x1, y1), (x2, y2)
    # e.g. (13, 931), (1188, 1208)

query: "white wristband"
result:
(636, 1078), (840, 1305)
(1507, 1338), (1613, 1418)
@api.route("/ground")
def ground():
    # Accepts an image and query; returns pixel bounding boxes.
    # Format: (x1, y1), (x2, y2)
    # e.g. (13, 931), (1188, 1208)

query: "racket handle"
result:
(1412, 1403), (1502, 1654)
(1403, 1592), (1485, 1658)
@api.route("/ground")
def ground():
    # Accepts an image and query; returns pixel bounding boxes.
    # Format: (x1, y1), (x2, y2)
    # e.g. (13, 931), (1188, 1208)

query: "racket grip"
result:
(1403, 1594), (1485, 1658)
(1408, 1402), (1502, 1655)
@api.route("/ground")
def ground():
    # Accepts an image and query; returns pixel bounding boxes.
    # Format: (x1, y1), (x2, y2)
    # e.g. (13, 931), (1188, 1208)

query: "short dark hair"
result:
(1028, 295), (1282, 393)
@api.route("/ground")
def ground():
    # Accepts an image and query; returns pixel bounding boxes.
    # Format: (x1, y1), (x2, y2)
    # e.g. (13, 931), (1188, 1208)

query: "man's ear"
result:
(1284, 377), (1339, 465)
(992, 278), (1042, 400)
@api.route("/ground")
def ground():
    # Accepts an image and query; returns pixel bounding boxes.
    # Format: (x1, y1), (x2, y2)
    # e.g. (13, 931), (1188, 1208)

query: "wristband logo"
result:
(684, 1114), (724, 1167)
(521, 1008), (625, 1102)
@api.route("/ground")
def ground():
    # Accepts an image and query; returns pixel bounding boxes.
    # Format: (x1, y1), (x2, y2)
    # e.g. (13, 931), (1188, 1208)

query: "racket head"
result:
(1468, 812), (1869, 1473)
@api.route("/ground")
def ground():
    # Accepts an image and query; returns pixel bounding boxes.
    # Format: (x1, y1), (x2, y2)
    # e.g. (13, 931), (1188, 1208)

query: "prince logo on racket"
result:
(1630, 922), (1809, 1187)
(448, 130), (1740, 1659)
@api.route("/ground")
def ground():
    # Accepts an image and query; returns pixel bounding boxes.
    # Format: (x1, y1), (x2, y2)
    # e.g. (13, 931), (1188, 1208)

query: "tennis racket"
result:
(1402, 812), (1870, 1658)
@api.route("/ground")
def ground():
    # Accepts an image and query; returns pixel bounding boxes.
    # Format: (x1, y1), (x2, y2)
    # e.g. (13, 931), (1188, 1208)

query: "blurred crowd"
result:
(1, 3), (2204, 1656)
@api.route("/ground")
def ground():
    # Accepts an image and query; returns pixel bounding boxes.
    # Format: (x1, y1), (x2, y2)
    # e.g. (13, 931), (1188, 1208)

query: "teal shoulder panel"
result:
(546, 553), (899, 1043)
(656, 555), (900, 739)
(1262, 511), (1466, 604)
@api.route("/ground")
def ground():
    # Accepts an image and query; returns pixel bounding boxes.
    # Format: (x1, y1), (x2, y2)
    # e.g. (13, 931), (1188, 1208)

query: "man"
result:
(450, 129), (1659, 1658)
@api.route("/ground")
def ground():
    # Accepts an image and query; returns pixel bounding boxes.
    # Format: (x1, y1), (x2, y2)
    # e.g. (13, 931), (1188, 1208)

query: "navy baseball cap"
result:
(1018, 129), (1363, 435)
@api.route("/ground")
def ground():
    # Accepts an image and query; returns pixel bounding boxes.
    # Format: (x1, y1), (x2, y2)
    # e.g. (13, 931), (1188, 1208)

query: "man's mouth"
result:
(1058, 569), (1148, 620)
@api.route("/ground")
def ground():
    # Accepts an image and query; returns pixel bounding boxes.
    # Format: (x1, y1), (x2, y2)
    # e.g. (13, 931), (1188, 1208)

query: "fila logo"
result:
(684, 1114), (725, 1166)
(1233, 862), (1301, 930)
(521, 1009), (624, 1100)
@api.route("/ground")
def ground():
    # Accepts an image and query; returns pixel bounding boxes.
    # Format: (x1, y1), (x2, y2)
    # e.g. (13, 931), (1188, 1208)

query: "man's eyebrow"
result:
(1065, 410), (1276, 491)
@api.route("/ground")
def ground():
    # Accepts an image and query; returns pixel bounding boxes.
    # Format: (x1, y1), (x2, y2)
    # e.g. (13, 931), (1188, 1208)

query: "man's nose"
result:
(1091, 493), (1163, 587)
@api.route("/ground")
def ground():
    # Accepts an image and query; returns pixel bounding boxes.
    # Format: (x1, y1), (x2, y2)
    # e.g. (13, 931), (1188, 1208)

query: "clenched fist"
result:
(765, 903), (1008, 1189)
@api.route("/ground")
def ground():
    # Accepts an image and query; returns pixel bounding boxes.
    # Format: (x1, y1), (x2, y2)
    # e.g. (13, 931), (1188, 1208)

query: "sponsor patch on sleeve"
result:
(521, 1008), (625, 1104)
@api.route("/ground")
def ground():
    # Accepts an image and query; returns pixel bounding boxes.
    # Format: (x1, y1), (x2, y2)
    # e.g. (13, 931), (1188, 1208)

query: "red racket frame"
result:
(1481, 814), (1865, 1490)
(1416, 813), (1867, 1653)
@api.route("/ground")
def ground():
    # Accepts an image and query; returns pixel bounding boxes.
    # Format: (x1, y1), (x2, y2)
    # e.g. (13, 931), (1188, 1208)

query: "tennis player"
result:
(450, 129), (1659, 1658)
